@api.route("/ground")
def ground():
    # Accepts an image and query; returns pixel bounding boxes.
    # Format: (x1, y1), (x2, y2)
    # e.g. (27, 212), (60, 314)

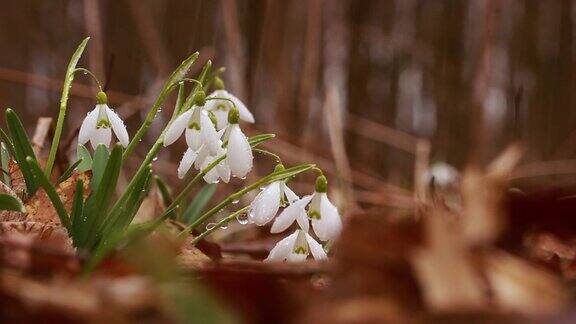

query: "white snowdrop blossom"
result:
(265, 229), (327, 262)
(307, 176), (342, 242)
(223, 108), (253, 179)
(204, 88), (255, 130)
(270, 194), (313, 233)
(163, 106), (221, 155)
(248, 175), (299, 226)
(199, 146), (231, 184)
(78, 92), (129, 149)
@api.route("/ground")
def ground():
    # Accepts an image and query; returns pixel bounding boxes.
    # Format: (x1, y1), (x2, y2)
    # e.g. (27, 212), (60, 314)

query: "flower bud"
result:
(274, 164), (285, 172)
(193, 90), (206, 106)
(315, 175), (328, 193)
(228, 107), (240, 124)
(214, 77), (225, 90)
(96, 91), (108, 104)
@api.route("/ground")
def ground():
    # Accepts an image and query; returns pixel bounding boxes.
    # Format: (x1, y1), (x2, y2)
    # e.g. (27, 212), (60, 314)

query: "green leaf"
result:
(0, 194), (25, 212)
(90, 144), (109, 191)
(57, 159), (83, 184)
(6, 109), (38, 196)
(45, 37), (90, 177)
(182, 184), (217, 224)
(78, 144), (123, 249)
(70, 179), (84, 241)
(1, 142), (11, 185)
(123, 52), (199, 160)
(26, 157), (71, 231)
(76, 144), (93, 172)
(0, 128), (15, 157)
(154, 175), (173, 207)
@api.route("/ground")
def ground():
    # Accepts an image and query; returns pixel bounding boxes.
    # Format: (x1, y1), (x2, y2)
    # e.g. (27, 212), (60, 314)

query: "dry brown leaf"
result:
(411, 209), (488, 312)
(484, 250), (567, 315)
(8, 160), (26, 199)
(25, 172), (91, 226)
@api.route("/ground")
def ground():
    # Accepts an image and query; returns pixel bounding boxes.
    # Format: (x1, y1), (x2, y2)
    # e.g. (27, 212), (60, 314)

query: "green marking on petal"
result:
(308, 210), (321, 220)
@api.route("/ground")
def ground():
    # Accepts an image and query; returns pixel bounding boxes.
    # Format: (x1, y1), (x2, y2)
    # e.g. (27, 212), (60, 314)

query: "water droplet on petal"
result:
(236, 213), (249, 225)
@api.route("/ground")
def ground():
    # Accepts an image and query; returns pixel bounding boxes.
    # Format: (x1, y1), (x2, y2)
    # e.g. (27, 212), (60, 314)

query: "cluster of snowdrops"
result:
(77, 65), (342, 262)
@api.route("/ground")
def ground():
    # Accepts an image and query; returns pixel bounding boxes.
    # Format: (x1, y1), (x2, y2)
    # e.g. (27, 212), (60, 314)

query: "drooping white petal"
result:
(194, 145), (210, 170)
(312, 193), (343, 241)
(296, 210), (310, 233)
(282, 183), (299, 203)
(163, 110), (192, 146)
(201, 156), (221, 184)
(270, 195), (313, 233)
(177, 148), (197, 179)
(305, 233), (327, 261)
(185, 127), (202, 151)
(212, 109), (229, 130)
(287, 230), (309, 262)
(90, 127), (111, 149)
(200, 112), (221, 155)
(216, 157), (231, 183)
(105, 105), (129, 147)
(226, 125), (253, 178)
(226, 91), (255, 124)
(265, 230), (298, 262)
(249, 182), (281, 226)
(78, 107), (99, 145)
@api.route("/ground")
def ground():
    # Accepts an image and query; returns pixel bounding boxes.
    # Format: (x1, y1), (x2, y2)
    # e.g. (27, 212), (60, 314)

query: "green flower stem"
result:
(252, 148), (282, 163)
(180, 164), (314, 237)
(122, 52), (199, 161)
(45, 37), (90, 177)
(191, 206), (250, 245)
(73, 68), (103, 91)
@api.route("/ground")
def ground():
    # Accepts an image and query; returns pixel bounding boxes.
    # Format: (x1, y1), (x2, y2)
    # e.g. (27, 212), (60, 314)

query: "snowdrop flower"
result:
(204, 78), (255, 130)
(265, 229), (327, 262)
(223, 108), (253, 179)
(270, 194), (312, 233)
(78, 92), (129, 149)
(199, 146), (231, 184)
(307, 176), (342, 242)
(163, 91), (221, 155)
(248, 165), (298, 226)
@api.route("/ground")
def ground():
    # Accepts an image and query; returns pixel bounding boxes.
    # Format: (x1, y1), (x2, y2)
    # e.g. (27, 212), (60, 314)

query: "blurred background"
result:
(0, 0), (574, 208)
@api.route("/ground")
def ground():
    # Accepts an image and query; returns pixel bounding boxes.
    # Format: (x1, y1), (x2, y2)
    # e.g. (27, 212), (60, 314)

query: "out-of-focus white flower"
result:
(79, 92), (129, 149)
(204, 86), (255, 130)
(265, 229), (327, 262)
(270, 195), (312, 233)
(248, 173), (299, 226)
(425, 162), (459, 188)
(307, 176), (342, 242)
(223, 108), (253, 179)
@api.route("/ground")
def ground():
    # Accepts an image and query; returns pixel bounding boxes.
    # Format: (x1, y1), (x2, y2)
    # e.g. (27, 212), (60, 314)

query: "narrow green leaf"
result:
(123, 52), (199, 160)
(6, 109), (38, 196)
(78, 144), (123, 249)
(0, 193), (25, 212)
(182, 184), (217, 224)
(45, 37), (90, 177)
(154, 175), (173, 207)
(57, 159), (83, 184)
(0, 128), (15, 157)
(1, 142), (11, 185)
(70, 179), (84, 242)
(26, 157), (71, 231)
(90, 144), (109, 191)
(76, 144), (93, 172)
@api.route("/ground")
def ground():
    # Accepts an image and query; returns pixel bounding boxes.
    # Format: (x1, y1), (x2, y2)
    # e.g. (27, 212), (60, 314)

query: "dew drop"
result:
(236, 213), (249, 225)
(206, 223), (216, 230)
(152, 157), (158, 161)
(232, 199), (239, 204)
(220, 224), (228, 230)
